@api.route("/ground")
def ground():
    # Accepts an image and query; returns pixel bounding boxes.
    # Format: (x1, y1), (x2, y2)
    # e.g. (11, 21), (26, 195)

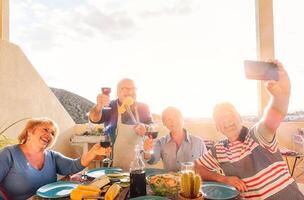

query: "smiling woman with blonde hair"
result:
(0, 117), (110, 200)
(17, 117), (59, 147)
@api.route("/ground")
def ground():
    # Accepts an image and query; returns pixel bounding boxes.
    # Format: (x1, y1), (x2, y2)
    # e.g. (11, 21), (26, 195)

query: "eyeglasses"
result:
(121, 87), (137, 91)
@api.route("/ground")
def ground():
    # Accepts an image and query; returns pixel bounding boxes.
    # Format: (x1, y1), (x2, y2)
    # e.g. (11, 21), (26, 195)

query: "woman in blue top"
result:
(0, 117), (110, 200)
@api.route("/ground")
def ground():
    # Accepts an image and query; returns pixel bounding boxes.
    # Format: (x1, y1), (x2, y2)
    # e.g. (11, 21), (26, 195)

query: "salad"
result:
(147, 173), (180, 198)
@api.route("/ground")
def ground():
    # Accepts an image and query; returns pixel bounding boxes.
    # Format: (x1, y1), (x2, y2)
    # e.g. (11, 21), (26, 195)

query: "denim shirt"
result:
(147, 130), (207, 172)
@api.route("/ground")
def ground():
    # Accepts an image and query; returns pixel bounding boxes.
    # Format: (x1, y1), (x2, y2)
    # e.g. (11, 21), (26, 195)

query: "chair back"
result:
(292, 133), (304, 153)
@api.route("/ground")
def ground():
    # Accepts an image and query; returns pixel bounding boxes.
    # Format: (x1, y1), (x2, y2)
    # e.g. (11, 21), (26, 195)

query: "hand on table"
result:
(223, 176), (247, 192)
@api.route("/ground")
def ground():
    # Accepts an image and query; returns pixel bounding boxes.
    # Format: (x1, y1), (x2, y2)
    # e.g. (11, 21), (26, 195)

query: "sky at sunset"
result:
(9, 0), (304, 117)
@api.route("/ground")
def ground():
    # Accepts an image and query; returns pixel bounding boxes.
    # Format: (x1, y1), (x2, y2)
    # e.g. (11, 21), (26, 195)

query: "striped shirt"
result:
(197, 126), (304, 200)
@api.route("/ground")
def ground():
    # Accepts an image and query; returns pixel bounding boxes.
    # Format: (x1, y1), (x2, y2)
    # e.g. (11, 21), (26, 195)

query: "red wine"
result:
(130, 170), (146, 198)
(101, 87), (111, 96)
(100, 141), (111, 148)
(145, 131), (158, 139)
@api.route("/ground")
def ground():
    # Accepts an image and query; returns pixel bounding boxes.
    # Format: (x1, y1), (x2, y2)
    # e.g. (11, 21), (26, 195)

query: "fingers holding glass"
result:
(97, 94), (110, 109)
(100, 134), (112, 167)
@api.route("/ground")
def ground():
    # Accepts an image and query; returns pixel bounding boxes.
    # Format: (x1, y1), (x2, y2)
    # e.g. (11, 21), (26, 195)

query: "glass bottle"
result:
(129, 145), (147, 198)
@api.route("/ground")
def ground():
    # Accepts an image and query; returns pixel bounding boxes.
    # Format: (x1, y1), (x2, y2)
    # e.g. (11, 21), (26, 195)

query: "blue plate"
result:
(145, 168), (168, 176)
(202, 181), (239, 200)
(87, 167), (122, 178)
(36, 181), (78, 198)
(130, 195), (168, 200)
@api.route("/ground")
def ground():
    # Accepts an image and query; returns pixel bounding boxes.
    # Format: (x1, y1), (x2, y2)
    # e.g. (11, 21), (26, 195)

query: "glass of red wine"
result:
(101, 87), (111, 110)
(100, 134), (112, 167)
(145, 131), (158, 139)
(143, 131), (158, 155)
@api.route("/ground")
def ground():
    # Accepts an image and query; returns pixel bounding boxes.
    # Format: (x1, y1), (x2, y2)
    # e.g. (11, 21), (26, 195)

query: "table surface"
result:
(33, 184), (244, 200)
(32, 172), (244, 200)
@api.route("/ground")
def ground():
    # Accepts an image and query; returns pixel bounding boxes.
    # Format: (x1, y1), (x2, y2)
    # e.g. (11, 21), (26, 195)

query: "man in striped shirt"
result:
(195, 60), (304, 199)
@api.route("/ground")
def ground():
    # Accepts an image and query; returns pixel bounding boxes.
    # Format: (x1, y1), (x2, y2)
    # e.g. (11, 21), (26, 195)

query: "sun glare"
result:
(10, 0), (257, 118)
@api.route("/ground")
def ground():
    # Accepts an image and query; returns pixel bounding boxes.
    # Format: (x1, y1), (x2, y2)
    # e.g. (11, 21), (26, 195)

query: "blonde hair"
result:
(18, 117), (59, 148)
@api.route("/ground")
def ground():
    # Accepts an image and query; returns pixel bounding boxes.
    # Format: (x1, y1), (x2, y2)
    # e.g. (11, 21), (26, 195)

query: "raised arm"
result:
(257, 60), (291, 141)
(89, 93), (110, 123)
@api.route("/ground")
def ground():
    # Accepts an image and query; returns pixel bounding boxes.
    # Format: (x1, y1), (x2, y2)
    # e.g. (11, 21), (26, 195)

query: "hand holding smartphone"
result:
(244, 60), (279, 81)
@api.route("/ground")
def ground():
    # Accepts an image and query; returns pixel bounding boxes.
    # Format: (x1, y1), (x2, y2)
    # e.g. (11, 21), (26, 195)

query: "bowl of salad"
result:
(146, 173), (180, 198)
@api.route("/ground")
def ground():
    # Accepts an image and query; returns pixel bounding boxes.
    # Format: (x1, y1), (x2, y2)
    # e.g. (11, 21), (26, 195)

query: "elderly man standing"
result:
(195, 60), (304, 199)
(144, 106), (207, 172)
(89, 78), (153, 170)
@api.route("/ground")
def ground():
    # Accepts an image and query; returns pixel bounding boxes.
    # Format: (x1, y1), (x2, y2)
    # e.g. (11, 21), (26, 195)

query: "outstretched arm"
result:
(89, 93), (110, 122)
(257, 60), (291, 141)
(80, 144), (111, 167)
(54, 144), (111, 175)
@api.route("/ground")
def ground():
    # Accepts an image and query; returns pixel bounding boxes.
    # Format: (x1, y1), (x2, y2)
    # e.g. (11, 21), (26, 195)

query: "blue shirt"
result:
(147, 130), (207, 172)
(95, 99), (153, 143)
(0, 145), (85, 200)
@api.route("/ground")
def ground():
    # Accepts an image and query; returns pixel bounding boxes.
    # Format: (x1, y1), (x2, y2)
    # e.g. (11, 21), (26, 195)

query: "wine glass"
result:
(101, 87), (111, 110)
(145, 131), (158, 139)
(100, 134), (112, 167)
(143, 125), (158, 154)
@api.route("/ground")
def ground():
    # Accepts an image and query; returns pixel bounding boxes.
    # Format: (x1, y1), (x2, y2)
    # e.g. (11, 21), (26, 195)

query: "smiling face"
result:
(117, 79), (137, 103)
(213, 103), (243, 142)
(27, 122), (57, 149)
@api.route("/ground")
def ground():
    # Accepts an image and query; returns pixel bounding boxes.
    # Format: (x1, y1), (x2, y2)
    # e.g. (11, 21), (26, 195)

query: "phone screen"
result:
(244, 60), (279, 81)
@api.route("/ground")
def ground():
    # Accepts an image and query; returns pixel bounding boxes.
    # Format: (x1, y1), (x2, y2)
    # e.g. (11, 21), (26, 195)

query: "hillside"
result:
(50, 88), (94, 124)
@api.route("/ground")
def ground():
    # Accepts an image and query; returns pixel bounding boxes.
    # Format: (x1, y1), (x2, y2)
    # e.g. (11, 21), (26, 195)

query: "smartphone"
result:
(244, 60), (279, 81)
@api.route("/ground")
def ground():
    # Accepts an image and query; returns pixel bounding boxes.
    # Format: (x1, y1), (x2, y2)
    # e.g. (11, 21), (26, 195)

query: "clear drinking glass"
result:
(181, 161), (194, 173)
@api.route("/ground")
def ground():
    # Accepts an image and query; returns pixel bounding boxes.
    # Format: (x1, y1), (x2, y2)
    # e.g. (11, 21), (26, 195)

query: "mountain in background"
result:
(50, 87), (94, 124)
(50, 87), (304, 123)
